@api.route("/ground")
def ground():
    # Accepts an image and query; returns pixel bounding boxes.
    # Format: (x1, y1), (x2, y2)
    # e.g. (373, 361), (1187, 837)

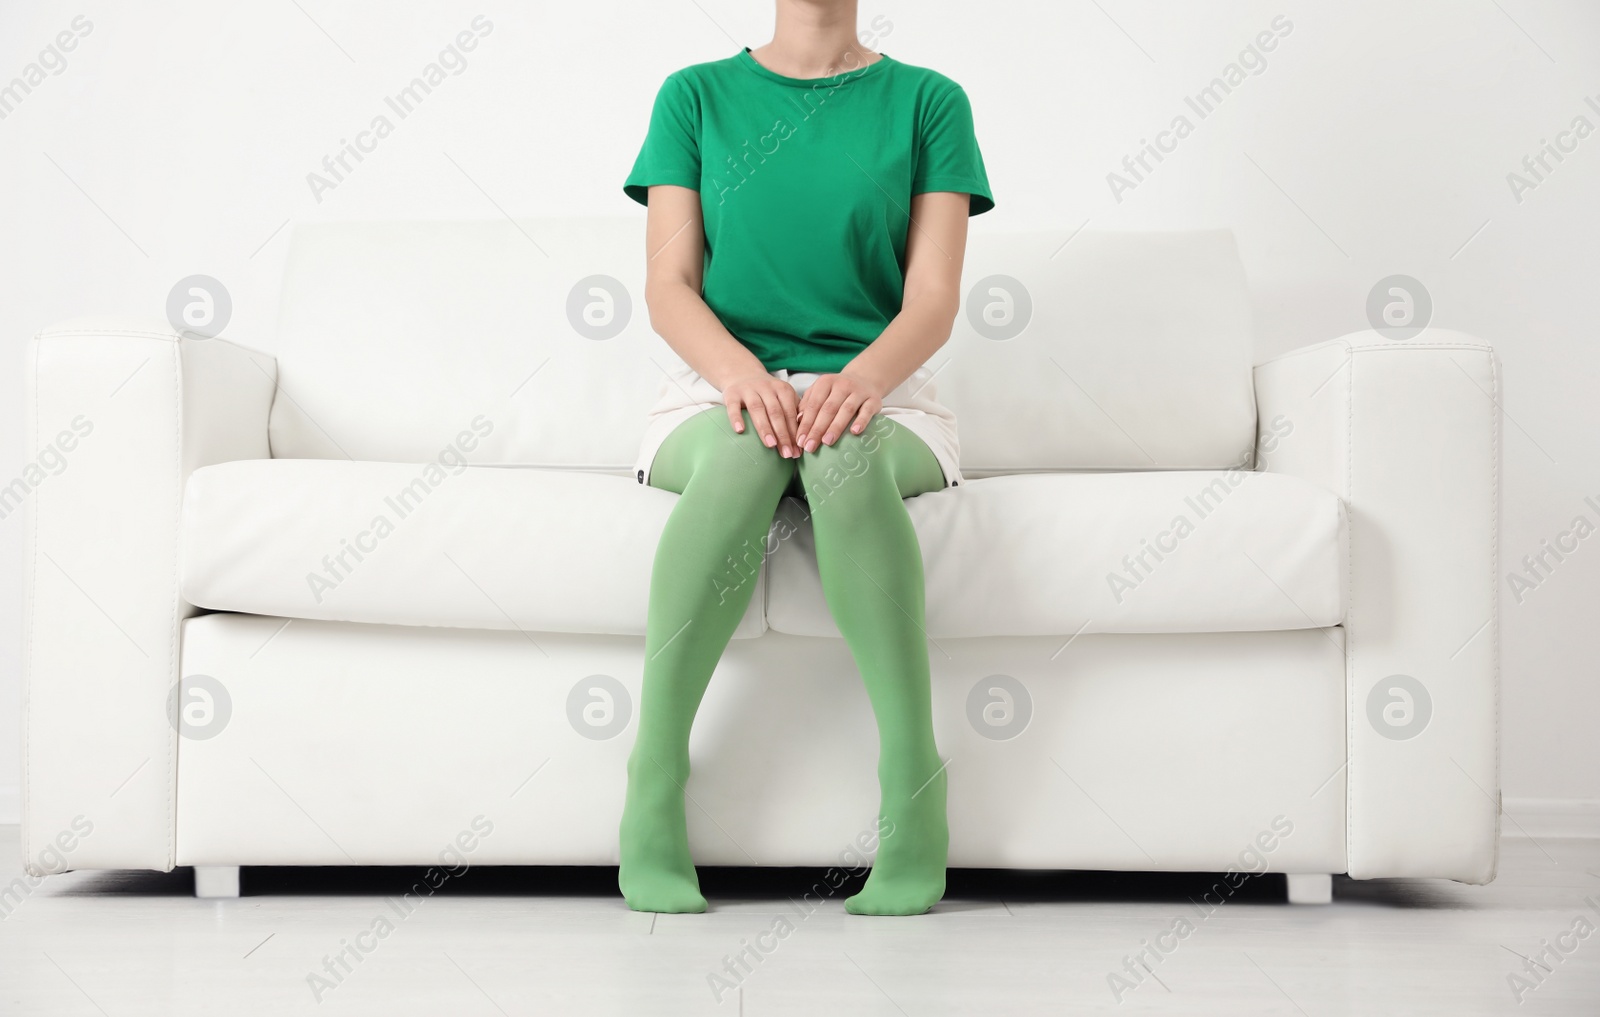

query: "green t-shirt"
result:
(624, 48), (994, 374)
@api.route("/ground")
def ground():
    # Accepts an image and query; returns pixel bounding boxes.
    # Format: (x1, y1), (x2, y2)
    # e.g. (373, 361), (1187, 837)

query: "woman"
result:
(619, 0), (992, 916)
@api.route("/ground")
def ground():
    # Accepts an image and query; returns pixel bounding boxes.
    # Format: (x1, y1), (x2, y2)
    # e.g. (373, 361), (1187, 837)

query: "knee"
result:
(797, 434), (893, 514)
(689, 410), (793, 492)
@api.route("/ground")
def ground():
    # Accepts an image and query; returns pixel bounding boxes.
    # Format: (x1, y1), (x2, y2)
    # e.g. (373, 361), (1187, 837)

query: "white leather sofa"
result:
(20, 219), (1500, 903)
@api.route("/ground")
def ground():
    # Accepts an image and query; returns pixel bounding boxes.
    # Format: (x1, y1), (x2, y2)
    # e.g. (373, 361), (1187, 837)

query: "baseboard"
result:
(1503, 798), (1600, 840)
(0, 784), (17, 826)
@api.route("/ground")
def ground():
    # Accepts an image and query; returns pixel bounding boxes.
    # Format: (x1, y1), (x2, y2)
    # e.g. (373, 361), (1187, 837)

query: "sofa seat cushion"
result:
(179, 459), (766, 638)
(766, 470), (1346, 637)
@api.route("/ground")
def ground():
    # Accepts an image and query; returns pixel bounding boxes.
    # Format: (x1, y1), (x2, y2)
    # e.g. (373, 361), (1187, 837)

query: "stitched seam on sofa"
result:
(1345, 343), (1356, 873)
(1251, 338), (1350, 370)
(1253, 338), (1492, 372)
(1348, 342), (1492, 354)
(22, 336), (41, 869)
(164, 340), (180, 869)
(36, 331), (271, 364)
(1488, 348), (1503, 876)
(37, 329), (179, 342)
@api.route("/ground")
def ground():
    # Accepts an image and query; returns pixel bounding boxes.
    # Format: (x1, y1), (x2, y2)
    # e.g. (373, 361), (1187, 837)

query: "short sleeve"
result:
(912, 85), (994, 216)
(623, 74), (701, 206)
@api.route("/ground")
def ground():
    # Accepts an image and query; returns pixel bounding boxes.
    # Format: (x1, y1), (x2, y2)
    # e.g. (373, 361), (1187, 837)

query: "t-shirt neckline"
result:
(736, 47), (892, 88)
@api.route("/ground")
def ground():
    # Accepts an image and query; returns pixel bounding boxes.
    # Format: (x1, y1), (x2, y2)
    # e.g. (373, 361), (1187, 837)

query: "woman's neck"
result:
(751, 0), (877, 78)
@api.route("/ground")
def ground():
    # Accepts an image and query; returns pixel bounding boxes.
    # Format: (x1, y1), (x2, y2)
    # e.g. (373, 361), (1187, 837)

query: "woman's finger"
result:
(758, 389), (795, 455)
(849, 398), (880, 435)
(725, 395), (747, 435)
(742, 396), (780, 450)
(809, 394), (847, 447)
(822, 393), (867, 446)
(796, 377), (829, 446)
(774, 383), (801, 446)
(812, 389), (852, 448)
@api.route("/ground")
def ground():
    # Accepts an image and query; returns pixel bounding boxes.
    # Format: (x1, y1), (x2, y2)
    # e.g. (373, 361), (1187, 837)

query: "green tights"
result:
(618, 406), (948, 915)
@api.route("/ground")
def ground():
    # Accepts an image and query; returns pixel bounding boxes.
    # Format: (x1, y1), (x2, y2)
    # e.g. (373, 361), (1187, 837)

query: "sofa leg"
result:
(1285, 873), (1332, 904)
(194, 866), (241, 898)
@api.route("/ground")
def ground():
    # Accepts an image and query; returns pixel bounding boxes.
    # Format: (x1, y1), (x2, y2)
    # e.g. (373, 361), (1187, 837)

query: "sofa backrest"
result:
(269, 218), (1256, 472)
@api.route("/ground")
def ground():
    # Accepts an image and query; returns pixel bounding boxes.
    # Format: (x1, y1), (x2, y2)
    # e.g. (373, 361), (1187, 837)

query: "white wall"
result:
(2, 0), (1597, 825)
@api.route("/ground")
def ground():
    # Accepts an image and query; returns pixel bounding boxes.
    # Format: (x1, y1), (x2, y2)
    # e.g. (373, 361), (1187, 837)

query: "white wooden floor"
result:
(1, 827), (1596, 1015)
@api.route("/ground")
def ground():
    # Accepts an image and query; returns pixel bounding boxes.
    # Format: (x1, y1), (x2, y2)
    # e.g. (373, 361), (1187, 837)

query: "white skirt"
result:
(633, 364), (963, 490)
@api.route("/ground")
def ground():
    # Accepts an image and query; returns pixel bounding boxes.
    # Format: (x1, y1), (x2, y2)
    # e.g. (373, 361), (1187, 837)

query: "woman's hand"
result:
(723, 372), (803, 457)
(795, 372), (885, 453)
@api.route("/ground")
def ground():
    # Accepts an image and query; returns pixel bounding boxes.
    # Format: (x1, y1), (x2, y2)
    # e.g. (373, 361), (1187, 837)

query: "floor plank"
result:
(1, 827), (1596, 1014)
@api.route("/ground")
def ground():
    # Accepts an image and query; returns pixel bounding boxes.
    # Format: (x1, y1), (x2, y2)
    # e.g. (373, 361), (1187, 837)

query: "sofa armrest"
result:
(1254, 330), (1500, 883)
(21, 319), (276, 875)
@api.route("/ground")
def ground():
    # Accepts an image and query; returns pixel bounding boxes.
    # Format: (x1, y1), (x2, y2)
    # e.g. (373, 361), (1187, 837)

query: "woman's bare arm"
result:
(795, 190), (971, 451)
(642, 184), (802, 457)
